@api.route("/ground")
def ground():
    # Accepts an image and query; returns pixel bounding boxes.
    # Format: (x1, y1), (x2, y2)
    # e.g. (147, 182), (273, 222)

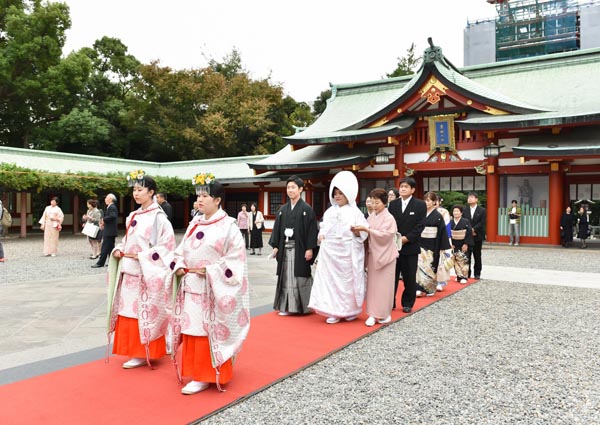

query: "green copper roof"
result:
(513, 126), (600, 156)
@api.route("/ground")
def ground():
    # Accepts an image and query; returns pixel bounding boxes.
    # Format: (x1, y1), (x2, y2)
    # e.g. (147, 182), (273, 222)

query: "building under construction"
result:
(465, 0), (600, 65)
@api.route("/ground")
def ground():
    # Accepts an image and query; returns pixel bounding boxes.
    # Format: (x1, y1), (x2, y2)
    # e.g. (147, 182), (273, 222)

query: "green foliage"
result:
(387, 43), (422, 78)
(312, 89), (332, 116)
(0, 163), (197, 198)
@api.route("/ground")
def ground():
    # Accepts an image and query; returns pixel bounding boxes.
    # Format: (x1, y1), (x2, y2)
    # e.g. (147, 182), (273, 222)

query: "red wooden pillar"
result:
(548, 162), (564, 246)
(183, 197), (190, 227)
(257, 184), (265, 215)
(73, 194), (79, 234)
(20, 192), (27, 238)
(394, 140), (404, 188)
(486, 156), (500, 243)
(304, 183), (313, 206)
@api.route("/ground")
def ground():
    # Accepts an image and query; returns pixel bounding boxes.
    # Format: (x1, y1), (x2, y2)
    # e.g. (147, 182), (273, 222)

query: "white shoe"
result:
(50, 254), (56, 257)
(459, 278), (468, 284)
(416, 290), (424, 297)
(436, 284), (444, 292)
(426, 292), (435, 297)
(515, 243), (519, 246)
(181, 380), (209, 395)
(326, 317), (340, 324)
(344, 315), (358, 322)
(278, 311), (290, 316)
(378, 316), (392, 324)
(122, 358), (147, 369)
(365, 316), (376, 327)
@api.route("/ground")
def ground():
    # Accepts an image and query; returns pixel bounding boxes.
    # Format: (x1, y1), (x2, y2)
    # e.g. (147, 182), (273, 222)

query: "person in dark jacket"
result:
(156, 193), (173, 222)
(388, 177), (427, 313)
(92, 193), (119, 268)
(559, 206), (575, 248)
(577, 207), (590, 249)
(463, 192), (486, 280)
(269, 175), (319, 316)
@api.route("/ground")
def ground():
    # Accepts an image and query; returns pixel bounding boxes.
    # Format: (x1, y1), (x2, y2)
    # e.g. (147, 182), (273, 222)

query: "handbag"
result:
(82, 222), (100, 238)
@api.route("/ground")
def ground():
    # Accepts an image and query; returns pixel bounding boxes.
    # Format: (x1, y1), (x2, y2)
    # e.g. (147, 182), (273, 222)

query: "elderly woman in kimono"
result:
(351, 188), (398, 327)
(107, 173), (176, 370)
(170, 175), (250, 395)
(39, 197), (64, 256)
(450, 205), (474, 284)
(308, 171), (368, 324)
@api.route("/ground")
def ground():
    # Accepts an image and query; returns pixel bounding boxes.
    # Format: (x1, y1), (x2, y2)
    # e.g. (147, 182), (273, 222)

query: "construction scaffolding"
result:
(488, 0), (580, 61)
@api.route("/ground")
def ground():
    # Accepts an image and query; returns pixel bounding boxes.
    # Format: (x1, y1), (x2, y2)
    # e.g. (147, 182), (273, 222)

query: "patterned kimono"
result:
(107, 203), (176, 364)
(39, 205), (64, 255)
(418, 209), (451, 294)
(308, 203), (368, 319)
(170, 209), (250, 388)
(436, 206), (454, 285)
(450, 217), (474, 281)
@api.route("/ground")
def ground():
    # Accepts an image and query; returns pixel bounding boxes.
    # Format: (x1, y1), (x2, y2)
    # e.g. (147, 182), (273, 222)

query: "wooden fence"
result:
(497, 206), (548, 237)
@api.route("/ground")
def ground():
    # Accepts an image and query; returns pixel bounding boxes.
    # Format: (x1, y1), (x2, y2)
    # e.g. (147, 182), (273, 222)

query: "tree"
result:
(387, 43), (422, 78)
(0, 0), (79, 148)
(312, 89), (331, 117)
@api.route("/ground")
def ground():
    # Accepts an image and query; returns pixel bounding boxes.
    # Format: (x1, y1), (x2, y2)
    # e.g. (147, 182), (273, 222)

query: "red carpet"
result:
(0, 279), (475, 425)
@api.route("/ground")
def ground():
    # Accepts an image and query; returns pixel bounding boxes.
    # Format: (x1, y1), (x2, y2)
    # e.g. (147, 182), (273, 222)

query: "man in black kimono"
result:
(269, 175), (319, 315)
(388, 177), (426, 313)
(463, 192), (486, 279)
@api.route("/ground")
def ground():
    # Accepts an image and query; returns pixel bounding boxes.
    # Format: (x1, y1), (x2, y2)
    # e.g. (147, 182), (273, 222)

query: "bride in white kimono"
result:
(308, 171), (368, 324)
(170, 178), (250, 395)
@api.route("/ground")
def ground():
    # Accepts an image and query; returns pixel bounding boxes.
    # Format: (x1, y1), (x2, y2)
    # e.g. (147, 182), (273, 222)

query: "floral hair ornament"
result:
(192, 172), (216, 195)
(127, 169), (146, 187)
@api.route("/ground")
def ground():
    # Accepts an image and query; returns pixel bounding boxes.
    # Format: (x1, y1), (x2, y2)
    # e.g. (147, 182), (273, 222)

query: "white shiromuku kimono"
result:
(308, 171), (368, 319)
(170, 209), (250, 377)
(107, 203), (176, 355)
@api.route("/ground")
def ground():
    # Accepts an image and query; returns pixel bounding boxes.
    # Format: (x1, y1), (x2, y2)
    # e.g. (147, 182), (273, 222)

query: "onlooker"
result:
(269, 175), (319, 316)
(508, 199), (522, 246)
(0, 197), (5, 262)
(463, 192), (486, 280)
(92, 194), (118, 268)
(577, 207), (590, 249)
(450, 205), (474, 284)
(364, 196), (375, 218)
(248, 203), (264, 255)
(107, 174), (175, 370)
(416, 192), (451, 296)
(308, 171), (368, 324)
(560, 206), (575, 248)
(190, 201), (200, 218)
(387, 188), (399, 207)
(82, 199), (102, 259)
(352, 188), (398, 326)
(39, 197), (64, 257)
(388, 177), (426, 313)
(171, 178), (249, 395)
(156, 193), (173, 222)
(434, 197), (453, 292)
(237, 204), (250, 249)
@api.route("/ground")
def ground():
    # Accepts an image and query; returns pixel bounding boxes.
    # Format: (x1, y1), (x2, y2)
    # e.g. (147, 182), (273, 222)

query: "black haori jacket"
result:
(269, 199), (319, 278)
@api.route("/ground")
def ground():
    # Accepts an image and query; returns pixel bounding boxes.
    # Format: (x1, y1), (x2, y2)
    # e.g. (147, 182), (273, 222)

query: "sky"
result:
(59, 0), (498, 102)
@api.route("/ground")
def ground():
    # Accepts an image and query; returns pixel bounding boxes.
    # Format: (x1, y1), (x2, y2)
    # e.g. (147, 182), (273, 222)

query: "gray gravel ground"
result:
(200, 243), (600, 425)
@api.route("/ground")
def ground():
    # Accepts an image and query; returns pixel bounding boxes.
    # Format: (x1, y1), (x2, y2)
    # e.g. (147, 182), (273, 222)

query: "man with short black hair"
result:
(156, 193), (173, 222)
(463, 192), (486, 279)
(388, 177), (427, 313)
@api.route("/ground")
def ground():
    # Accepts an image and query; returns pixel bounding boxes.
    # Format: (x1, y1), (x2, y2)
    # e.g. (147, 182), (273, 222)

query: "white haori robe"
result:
(107, 203), (176, 346)
(170, 209), (250, 369)
(308, 203), (368, 318)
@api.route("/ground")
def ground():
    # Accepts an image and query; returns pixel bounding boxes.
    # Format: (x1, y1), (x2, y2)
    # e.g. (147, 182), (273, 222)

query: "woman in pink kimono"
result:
(107, 174), (176, 370)
(39, 197), (64, 256)
(308, 171), (368, 324)
(171, 176), (250, 395)
(351, 188), (398, 327)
